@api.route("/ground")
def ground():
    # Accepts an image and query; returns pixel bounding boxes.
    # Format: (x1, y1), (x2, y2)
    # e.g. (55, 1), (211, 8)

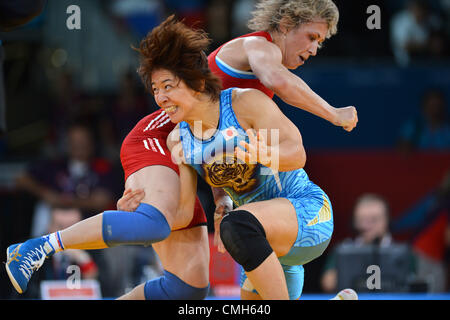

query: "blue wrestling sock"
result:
(102, 203), (171, 247)
(144, 270), (210, 300)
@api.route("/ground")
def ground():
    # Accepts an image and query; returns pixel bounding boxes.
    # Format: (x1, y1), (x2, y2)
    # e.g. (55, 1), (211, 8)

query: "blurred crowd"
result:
(105, 0), (450, 63)
(0, 0), (449, 299)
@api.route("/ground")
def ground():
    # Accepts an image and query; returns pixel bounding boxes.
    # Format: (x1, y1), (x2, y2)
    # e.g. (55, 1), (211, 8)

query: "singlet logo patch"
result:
(221, 126), (239, 141)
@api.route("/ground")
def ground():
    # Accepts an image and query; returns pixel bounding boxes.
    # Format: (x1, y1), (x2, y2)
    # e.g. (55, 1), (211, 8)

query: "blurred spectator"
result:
(393, 171), (450, 292)
(13, 207), (98, 299)
(320, 193), (394, 293)
(99, 71), (150, 160)
(15, 122), (118, 237)
(391, 0), (443, 66)
(397, 89), (450, 153)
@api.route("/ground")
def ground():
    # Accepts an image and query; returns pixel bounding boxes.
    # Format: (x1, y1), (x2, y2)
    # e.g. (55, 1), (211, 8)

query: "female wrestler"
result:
(5, 110), (215, 300)
(135, 16), (339, 300)
(4, 36), (224, 300)
(122, 4), (360, 298)
(6, 9), (358, 299)
(208, 0), (358, 132)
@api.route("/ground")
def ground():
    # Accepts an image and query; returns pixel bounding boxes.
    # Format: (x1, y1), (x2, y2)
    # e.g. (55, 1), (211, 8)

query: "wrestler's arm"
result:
(242, 37), (358, 132)
(167, 125), (198, 229)
(211, 187), (233, 252)
(234, 88), (305, 172)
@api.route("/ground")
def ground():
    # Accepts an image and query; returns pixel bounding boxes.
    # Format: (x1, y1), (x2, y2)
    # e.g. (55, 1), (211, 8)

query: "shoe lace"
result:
(18, 246), (47, 281)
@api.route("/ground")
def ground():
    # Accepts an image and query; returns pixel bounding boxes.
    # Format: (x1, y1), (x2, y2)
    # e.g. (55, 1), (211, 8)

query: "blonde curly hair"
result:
(248, 0), (339, 38)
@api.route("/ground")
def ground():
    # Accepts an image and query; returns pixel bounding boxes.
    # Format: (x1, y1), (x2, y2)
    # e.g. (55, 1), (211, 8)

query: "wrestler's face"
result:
(280, 21), (328, 69)
(151, 69), (196, 123)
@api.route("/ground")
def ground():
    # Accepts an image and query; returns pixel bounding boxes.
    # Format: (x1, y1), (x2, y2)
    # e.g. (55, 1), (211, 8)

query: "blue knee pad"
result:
(144, 270), (209, 300)
(102, 203), (171, 247)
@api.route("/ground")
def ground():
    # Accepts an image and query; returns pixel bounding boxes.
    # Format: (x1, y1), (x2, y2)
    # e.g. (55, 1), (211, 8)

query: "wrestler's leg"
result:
(117, 225), (210, 300)
(59, 165), (181, 249)
(220, 198), (298, 300)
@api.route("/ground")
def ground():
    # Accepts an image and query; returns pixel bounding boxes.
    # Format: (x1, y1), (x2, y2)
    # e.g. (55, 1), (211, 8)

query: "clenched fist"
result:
(334, 106), (358, 132)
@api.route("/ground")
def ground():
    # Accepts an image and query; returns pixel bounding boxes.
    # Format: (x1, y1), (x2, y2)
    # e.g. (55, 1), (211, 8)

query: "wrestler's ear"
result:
(200, 79), (206, 91)
(196, 79), (206, 95)
(278, 17), (290, 36)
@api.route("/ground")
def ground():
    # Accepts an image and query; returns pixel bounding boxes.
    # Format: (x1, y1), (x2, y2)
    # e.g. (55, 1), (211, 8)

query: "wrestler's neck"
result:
(268, 30), (284, 51)
(184, 97), (220, 140)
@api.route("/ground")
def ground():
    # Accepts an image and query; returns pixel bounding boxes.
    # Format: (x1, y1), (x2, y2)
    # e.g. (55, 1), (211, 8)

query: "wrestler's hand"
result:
(334, 106), (358, 132)
(214, 196), (233, 253)
(235, 129), (273, 168)
(117, 188), (145, 212)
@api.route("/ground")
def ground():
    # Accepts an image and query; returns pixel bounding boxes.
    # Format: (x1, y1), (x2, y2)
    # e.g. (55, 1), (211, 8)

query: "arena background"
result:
(0, 0), (449, 300)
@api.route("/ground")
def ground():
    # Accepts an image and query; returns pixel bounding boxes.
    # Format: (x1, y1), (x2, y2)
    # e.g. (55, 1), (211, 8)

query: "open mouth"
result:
(164, 105), (178, 114)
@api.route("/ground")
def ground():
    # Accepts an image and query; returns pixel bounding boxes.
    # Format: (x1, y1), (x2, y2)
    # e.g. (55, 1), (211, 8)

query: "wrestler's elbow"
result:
(289, 146), (306, 171)
(289, 130), (306, 170)
(297, 145), (307, 169)
(278, 143), (306, 172)
(260, 71), (288, 94)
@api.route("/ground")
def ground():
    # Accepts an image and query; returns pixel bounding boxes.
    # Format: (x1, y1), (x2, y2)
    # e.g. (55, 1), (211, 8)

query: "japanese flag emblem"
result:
(221, 126), (239, 141)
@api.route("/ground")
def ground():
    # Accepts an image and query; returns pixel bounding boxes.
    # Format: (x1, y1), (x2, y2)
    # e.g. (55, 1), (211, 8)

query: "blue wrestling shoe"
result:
(5, 236), (56, 293)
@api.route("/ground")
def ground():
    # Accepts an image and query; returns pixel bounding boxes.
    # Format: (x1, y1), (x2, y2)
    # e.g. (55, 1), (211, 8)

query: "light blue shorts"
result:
(280, 183), (333, 265)
(239, 183), (333, 299)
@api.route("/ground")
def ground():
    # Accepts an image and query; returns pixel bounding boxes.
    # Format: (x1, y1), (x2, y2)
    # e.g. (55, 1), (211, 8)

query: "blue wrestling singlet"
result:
(179, 88), (334, 299)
